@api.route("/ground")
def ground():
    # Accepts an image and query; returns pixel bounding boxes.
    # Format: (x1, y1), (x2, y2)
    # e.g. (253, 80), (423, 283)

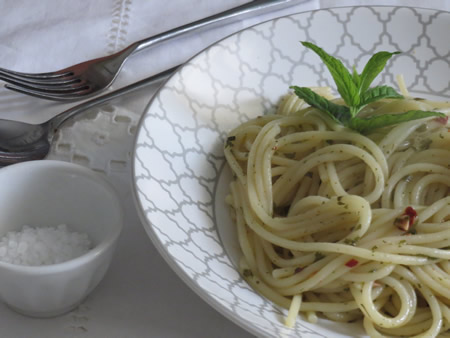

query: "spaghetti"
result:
(224, 90), (450, 337)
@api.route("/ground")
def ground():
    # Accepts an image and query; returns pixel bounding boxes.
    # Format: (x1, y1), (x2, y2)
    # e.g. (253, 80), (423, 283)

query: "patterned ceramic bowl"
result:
(133, 6), (450, 337)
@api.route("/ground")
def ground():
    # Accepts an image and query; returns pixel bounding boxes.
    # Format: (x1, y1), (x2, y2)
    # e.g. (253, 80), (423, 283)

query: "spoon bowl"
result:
(0, 119), (49, 151)
(0, 119), (50, 165)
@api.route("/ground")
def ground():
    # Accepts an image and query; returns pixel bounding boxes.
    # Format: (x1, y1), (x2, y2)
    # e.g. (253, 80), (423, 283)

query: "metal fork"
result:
(0, 0), (298, 101)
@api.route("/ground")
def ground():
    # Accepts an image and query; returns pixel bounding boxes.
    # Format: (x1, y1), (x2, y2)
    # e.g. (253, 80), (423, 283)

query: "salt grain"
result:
(0, 224), (92, 266)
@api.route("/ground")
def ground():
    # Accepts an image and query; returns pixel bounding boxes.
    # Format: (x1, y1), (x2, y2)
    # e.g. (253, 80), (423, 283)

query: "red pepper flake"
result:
(434, 116), (448, 125)
(395, 206), (418, 231)
(345, 259), (359, 268)
(272, 146), (278, 151)
(294, 267), (304, 274)
(405, 206), (418, 226)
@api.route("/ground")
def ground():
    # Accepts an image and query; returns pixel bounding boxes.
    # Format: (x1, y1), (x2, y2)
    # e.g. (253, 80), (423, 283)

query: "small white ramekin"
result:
(0, 160), (123, 317)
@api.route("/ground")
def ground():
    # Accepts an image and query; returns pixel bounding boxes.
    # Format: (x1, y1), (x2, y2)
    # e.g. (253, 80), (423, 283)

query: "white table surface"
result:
(0, 0), (449, 337)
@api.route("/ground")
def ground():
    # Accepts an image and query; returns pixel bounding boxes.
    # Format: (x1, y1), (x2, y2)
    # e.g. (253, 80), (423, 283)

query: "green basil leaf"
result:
(359, 85), (403, 106)
(352, 66), (361, 87)
(290, 86), (351, 124)
(348, 110), (446, 134)
(359, 51), (400, 94)
(301, 42), (359, 107)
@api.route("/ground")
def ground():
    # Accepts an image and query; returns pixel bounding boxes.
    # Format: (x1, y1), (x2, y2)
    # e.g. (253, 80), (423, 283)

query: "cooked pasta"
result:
(224, 89), (450, 337)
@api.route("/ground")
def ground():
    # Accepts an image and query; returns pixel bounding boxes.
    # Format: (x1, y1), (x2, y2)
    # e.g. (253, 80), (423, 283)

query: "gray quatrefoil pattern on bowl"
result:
(133, 6), (450, 337)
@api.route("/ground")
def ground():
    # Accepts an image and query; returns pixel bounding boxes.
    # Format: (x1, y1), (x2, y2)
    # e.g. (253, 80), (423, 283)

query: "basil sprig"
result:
(290, 42), (445, 134)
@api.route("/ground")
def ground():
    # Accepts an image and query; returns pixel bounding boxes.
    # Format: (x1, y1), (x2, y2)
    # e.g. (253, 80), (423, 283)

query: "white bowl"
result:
(133, 6), (450, 337)
(0, 160), (123, 317)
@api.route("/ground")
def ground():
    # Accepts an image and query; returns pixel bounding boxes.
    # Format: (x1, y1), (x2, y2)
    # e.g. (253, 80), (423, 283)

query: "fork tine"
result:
(0, 67), (72, 80)
(4, 84), (95, 101)
(1, 76), (91, 93)
(0, 73), (82, 87)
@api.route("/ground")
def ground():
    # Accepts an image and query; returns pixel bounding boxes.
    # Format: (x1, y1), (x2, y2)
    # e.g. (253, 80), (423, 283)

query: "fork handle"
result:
(49, 1), (300, 131)
(130, 0), (298, 54)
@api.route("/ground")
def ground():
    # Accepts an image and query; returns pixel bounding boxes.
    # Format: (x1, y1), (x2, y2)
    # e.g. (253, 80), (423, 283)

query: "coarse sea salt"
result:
(0, 224), (92, 266)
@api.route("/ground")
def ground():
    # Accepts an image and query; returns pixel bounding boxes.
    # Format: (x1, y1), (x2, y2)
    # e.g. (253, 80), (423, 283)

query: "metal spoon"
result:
(0, 67), (176, 166)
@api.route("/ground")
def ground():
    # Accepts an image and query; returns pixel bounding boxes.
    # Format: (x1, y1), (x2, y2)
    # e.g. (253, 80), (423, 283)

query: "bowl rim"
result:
(0, 159), (123, 274)
(131, 5), (450, 337)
